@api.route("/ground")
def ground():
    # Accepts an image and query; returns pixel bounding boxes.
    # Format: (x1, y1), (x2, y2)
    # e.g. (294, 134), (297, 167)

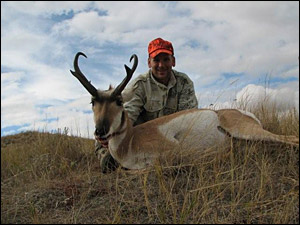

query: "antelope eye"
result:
(90, 99), (95, 106)
(116, 99), (123, 106)
(115, 97), (123, 106)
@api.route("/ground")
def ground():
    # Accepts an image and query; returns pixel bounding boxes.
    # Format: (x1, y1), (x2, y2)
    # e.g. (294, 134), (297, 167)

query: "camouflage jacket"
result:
(123, 69), (198, 125)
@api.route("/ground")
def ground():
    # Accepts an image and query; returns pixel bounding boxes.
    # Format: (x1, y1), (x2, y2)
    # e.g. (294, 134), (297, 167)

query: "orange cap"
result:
(148, 38), (174, 58)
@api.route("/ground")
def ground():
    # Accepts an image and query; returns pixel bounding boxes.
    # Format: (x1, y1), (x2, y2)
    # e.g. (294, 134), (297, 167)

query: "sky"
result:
(1, 1), (299, 138)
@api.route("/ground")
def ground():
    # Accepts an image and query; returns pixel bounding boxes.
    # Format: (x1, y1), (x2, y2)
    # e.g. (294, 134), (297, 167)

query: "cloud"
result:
(174, 2), (299, 81)
(205, 82), (299, 112)
(2, 1), (91, 17)
(236, 82), (299, 112)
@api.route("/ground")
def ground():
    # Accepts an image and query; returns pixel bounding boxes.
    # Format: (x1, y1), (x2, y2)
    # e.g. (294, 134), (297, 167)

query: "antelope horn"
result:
(70, 52), (98, 97)
(111, 54), (138, 98)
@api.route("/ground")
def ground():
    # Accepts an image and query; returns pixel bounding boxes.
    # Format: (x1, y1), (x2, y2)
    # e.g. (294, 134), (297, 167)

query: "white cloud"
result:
(236, 83), (299, 112)
(2, 1), (91, 16)
(1, 94), (40, 127)
(174, 1), (299, 81)
(198, 82), (299, 114)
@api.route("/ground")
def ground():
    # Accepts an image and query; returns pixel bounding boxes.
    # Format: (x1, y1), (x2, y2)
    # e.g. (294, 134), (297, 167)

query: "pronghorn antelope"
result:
(70, 52), (299, 170)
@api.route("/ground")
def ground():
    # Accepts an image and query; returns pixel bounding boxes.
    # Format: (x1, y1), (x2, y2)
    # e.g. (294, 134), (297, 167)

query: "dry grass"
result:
(1, 107), (299, 224)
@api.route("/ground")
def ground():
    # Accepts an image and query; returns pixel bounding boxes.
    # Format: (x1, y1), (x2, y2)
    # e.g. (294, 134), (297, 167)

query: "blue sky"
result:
(1, 1), (299, 138)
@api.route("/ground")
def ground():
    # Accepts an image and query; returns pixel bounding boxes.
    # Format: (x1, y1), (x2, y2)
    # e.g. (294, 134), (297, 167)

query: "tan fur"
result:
(216, 109), (299, 145)
(108, 112), (179, 169)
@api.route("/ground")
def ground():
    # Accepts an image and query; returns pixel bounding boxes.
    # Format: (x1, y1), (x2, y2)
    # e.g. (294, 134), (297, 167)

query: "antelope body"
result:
(70, 52), (299, 170)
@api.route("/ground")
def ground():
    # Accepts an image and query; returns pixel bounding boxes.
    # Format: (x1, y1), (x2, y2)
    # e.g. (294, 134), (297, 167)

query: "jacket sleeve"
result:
(123, 81), (145, 124)
(177, 76), (198, 111)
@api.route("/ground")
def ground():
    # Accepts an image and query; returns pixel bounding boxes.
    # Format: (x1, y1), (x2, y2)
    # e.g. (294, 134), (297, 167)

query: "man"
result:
(96, 37), (198, 173)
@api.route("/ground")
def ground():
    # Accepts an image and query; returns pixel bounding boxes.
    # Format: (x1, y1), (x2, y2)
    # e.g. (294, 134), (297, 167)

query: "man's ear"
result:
(148, 57), (151, 68)
(172, 56), (176, 67)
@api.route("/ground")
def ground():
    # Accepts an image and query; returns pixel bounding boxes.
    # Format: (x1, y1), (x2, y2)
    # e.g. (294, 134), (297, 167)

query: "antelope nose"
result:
(95, 119), (110, 137)
(95, 128), (107, 137)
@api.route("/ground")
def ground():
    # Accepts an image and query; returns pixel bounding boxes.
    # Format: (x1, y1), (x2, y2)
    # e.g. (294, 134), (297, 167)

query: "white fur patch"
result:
(158, 110), (226, 150)
(109, 110), (123, 134)
(107, 110), (126, 158)
(109, 131), (126, 159)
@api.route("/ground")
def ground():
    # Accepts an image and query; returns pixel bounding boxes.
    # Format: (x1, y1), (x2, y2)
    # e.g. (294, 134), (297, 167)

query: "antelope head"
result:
(70, 52), (138, 144)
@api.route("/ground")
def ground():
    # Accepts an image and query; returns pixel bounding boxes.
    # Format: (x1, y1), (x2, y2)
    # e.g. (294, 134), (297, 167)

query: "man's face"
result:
(148, 53), (175, 85)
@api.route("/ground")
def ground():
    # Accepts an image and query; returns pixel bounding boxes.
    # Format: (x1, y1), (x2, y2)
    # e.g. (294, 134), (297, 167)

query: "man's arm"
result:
(177, 76), (198, 111)
(123, 81), (145, 124)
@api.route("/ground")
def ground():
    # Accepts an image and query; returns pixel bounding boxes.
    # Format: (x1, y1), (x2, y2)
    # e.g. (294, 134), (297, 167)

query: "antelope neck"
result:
(106, 127), (127, 139)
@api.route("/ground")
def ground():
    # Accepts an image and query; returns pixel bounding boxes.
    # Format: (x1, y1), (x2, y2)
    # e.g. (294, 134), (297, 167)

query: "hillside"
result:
(1, 116), (299, 224)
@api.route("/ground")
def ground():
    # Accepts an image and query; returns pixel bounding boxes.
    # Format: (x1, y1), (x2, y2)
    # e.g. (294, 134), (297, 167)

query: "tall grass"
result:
(1, 105), (299, 223)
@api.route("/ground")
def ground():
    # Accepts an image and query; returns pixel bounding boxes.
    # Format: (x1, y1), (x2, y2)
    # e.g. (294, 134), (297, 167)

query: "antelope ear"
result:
(109, 84), (113, 90)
